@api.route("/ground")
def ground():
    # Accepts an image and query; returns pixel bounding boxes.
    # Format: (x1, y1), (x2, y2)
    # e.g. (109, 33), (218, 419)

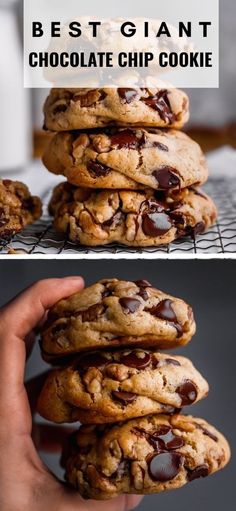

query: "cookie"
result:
(62, 414), (230, 500)
(48, 184), (217, 247)
(43, 87), (189, 131)
(41, 279), (196, 360)
(37, 350), (209, 424)
(43, 128), (207, 191)
(0, 179), (42, 240)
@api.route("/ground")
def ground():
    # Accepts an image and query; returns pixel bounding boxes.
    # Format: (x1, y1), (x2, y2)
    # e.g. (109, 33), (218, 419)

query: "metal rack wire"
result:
(1, 179), (236, 255)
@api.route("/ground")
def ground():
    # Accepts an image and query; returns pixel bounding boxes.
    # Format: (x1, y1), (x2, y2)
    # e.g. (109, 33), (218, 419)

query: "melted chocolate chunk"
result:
(169, 211), (185, 228)
(197, 425), (218, 442)
(110, 130), (139, 149)
(192, 222), (205, 236)
(87, 161), (111, 177)
(103, 211), (123, 228)
(118, 88), (138, 103)
(165, 358), (181, 366)
(120, 351), (151, 369)
(177, 380), (198, 406)
(147, 299), (176, 322)
(153, 141), (169, 151)
(137, 288), (149, 301)
(134, 425), (184, 452)
(2, 179), (12, 187)
(142, 90), (175, 123)
(142, 211), (172, 236)
(119, 297), (141, 314)
(146, 299), (183, 338)
(187, 464), (209, 482)
(112, 391), (137, 404)
(81, 303), (105, 322)
(134, 280), (152, 288)
(53, 104), (68, 115)
(190, 187), (207, 199)
(150, 426), (184, 451)
(148, 452), (183, 482)
(152, 167), (180, 190)
(134, 280), (152, 301)
(76, 352), (108, 370)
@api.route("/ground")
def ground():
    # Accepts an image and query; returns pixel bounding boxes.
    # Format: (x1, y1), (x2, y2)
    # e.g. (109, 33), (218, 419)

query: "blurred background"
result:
(0, 0), (236, 173)
(0, 259), (235, 510)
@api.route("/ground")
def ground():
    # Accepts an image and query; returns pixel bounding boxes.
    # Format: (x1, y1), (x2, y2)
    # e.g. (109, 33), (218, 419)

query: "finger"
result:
(61, 489), (143, 511)
(84, 495), (144, 511)
(32, 424), (75, 453)
(0, 277), (84, 389)
(0, 276), (84, 338)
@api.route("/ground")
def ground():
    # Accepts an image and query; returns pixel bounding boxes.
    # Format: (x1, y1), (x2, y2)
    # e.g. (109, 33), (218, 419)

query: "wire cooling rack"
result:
(1, 178), (236, 256)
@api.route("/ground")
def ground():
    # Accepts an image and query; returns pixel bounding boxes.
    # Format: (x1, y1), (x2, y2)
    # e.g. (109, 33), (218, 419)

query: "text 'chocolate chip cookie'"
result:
(61, 414), (230, 500)
(44, 87), (189, 131)
(41, 279), (196, 359)
(0, 179), (42, 240)
(37, 351), (209, 424)
(43, 128), (208, 191)
(48, 184), (217, 247)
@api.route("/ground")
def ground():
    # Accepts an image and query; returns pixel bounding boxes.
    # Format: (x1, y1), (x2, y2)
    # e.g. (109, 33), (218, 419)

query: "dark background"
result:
(0, 260), (235, 510)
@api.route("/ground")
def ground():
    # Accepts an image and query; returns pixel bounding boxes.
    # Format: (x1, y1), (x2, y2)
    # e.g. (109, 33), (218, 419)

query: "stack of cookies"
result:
(42, 88), (217, 247)
(38, 279), (230, 500)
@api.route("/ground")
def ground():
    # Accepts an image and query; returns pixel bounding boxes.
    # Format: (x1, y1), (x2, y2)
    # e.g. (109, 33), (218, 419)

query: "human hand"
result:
(0, 278), (143, 511)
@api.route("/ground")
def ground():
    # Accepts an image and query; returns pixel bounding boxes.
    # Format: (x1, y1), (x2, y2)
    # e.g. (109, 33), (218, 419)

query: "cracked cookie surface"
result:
(0, 179), (42, 240)
(41, 279), (196, 360)
(37, 350), (209, 424)
(43, 128), (207, 191)
(62, 414), (230, 499)
(49, 184), (217, 247)
(44, 87), (189, 131)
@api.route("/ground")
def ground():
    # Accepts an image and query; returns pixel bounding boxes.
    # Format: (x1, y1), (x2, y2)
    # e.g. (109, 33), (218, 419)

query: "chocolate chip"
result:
(87, 161), (111, 177)
(197, 425), (218, 442)
(119, 297), (141, 314)
(176, 380), (198, 406)
(142, 90), (175, 123)
(134, 280), (152, 288)
(142, 211), (172, 236)
(112, 391), (137, 404)
(147, 299), (176, 322)
(187, 464), (209, 482)
(53, 104), (68, 115)
(120, 351), (151, 369)
(76, 352), (108, 370)
(134, 425), (184, 452)
(148, 452), (183, 482)
(134, 280), (152, 301)
(193, 222), (205, 235)
(81, 303), (105, 322)
(169, 212), (185, 228)
(152, 167), (180, 190)
(149, 426), (184, 451)
(191, 188), (207, 200)
(137, 288), (149, 301)
(165, 358), (181, 366)
(110, 130), (139, 149)
(152, 141), (169, 151)
(145, 299), (183, 338)
(103, 211), (123, 228)
(118, 88), (138, 103)
(2, 179), (12, 186)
